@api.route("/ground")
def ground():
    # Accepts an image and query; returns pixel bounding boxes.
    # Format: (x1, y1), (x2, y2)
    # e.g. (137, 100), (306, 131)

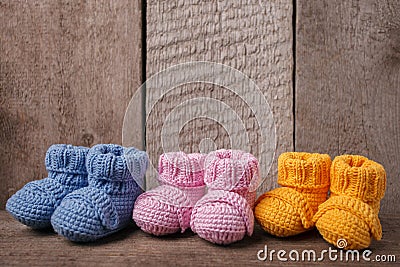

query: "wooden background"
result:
(1, 0), (399, 214)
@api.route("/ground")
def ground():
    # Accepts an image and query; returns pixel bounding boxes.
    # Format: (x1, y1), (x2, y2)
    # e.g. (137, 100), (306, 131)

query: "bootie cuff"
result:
(87, 144), (147, 182)
(176, 185), (206, 206)
(278, 152), (331, 190)
(330, 155), (386, 202)
(204, 149), (259, 194)
(45, 144), (89, 174)
(158, 152), (206, 187)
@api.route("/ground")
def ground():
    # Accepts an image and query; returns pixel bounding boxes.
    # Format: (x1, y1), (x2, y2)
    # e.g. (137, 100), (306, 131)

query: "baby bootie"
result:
(313, 155), (386, 250)
(190, 149), (259, 245)
(254, 152), (331, 237)
(6, 144), (89, 229)
(51, 144), (148, 242)
(133, 152), (206, 235)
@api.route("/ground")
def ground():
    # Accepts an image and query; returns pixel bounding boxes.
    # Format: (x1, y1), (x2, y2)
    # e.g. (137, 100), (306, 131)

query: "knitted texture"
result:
(133, 152), (206, 235)
(51, 144), (148, 242)
(6, 144), (89, 229)
(313, 155), (386, 250)
(255, 152), (331, 237)
(191, 149), (259, 245)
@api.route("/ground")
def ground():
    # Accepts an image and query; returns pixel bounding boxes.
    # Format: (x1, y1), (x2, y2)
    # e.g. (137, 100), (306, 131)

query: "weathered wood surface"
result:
(0, 0), (143, 208)
(2, 0), (400, 216)
(145, 0), (293, 192)
(0, 211), (398, 266)
(295, 0), (400, 214)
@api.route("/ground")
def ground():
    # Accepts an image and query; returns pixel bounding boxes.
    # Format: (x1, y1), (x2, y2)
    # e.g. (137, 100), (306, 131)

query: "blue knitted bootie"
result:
(6, 144), (89, 229)
(51, 144), (148, 242)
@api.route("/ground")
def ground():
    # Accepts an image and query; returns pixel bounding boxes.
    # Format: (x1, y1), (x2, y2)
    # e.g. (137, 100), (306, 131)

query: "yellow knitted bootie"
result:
(255, 152), (331, 237)
(313, 155), (386, 250)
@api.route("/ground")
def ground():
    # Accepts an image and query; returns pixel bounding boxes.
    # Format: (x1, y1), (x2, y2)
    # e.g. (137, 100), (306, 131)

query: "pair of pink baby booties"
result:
(132, 149), (259, 245)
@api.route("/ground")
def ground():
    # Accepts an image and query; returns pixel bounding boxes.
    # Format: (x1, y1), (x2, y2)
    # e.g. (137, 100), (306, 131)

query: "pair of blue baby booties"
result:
(6, 144), (148, 242)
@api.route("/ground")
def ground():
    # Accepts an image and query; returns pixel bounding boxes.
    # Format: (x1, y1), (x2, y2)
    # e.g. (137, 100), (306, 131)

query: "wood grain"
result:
(145, 0), (293, 192)
(295, 0), (400, 214)
(0, 211), (398, 266)
(0, 0), (143, 208)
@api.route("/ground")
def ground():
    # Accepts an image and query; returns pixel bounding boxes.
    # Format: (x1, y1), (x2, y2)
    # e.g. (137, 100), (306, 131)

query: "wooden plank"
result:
(145, 0), (293, 192)
(0, 211), (398, 266)
(295, 0), (400, 214)
(0, 0), (143, 208)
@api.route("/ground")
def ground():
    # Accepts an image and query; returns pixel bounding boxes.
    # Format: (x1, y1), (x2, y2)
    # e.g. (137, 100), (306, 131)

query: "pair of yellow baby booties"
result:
(255, 152), (386, 250)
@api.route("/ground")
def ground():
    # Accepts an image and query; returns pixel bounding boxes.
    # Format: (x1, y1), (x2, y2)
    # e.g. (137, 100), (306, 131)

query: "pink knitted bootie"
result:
(132, 152), (206, 235)
(190, 149), (259, 245)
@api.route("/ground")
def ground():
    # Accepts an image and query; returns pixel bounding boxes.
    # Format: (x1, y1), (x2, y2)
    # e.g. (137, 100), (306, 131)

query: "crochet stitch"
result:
(313, 155), (386, 250)
(51, 144), (148, 242)
(6, 144), (89, 229)
(133, 152), (206, 235)
(254, 152), (331, 237)
(191, 149), (259, 245)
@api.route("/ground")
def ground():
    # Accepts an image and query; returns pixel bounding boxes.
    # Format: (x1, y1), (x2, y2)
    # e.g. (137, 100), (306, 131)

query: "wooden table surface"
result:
(0, 211), (398, 266)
